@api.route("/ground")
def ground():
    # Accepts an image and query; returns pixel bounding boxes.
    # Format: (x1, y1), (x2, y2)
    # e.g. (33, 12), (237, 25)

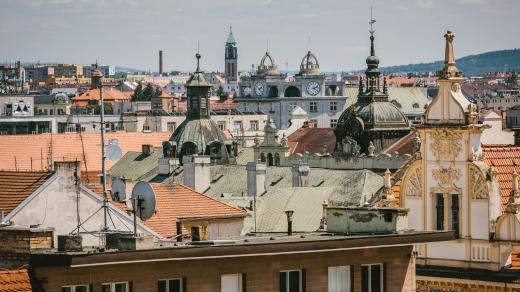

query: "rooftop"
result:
(482, 144), (520, 209)
(287, 127), (336, 155)
(0, 268), (42, 292)
(0, 171), (54, 216)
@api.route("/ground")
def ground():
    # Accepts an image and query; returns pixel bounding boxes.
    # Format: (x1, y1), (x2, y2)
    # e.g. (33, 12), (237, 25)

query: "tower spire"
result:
(196, 52), (201, 72)
(369, 7), (376, 57)
(438, 30), (461, 79)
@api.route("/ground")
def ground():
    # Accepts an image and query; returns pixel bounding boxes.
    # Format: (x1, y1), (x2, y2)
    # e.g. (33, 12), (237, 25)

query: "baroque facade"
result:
(399, 31), (520, 291)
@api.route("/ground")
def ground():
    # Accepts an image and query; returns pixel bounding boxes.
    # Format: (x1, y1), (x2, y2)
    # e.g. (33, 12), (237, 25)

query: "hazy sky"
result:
(1, 0), (519, 72)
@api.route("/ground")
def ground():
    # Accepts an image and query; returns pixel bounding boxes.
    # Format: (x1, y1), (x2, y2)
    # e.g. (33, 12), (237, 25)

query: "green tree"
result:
(507, 71), (518, 86)
(132, 83), (143, 101)
(216, 85), (226, 101)
(142, 83), (155, 101)
(87, 102), (113, 115)
(154, 87), (162, 98)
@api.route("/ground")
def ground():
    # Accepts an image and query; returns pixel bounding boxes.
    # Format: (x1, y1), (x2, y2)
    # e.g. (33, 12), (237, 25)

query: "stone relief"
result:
(406, 165), (423, 197)
(430, 130), (462, 161)
(432, 167), (461, 187)
(469, 165), (488, 199)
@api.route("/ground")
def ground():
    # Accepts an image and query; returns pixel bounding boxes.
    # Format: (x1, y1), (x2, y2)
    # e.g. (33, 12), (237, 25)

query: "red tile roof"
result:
(384, 131), (416, 155)
(86, 182), (247, 238)
(511, 251), (520, 270)
(287, 127), (336, 155)
(482, 144), (520, 209)
(0, 171), (54, 216)
(0, 268), (42, 292)
(0, 132), (171, 173)
(74, 87), (131, 102)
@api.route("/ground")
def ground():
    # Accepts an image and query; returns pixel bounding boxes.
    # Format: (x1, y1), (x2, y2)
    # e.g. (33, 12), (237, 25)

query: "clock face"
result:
(254, 82), (265, 96)
(306, 81), (320, 96)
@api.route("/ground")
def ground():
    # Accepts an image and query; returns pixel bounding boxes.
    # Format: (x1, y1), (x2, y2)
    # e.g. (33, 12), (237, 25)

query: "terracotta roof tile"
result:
(0, 132), (171, 174)
(0, 171), (54, 216)
(0, 268), (42, 292)
(482, 144), (520, 211)
(384, 131), (416, 155)
(86, 182), (247, 238)
(511, 251), (520, 270)
(287, 127), (336, 155)
(73, 88), (130, 102)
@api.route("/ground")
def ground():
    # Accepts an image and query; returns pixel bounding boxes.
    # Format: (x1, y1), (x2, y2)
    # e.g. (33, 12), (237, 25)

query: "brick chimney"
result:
(0, 226), (53, 267)
(246, 161), (266, 197)
(292, 162), (310, 187)
(182, 155), (210, 193)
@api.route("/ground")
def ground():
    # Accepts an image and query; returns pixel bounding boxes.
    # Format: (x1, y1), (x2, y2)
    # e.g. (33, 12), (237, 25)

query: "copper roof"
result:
(482, 144), (520, 210)
(0, 268), (42, 292)
(0, 132), (171, 173)
(0, 171), (54, 216)
(287, 127), (336, 155)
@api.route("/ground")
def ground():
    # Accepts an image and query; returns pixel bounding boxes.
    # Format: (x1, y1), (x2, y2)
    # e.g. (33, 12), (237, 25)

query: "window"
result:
(233, 121), (243, 131)
(289, 102), (297, 112)
(309, 102), (318, 112)
(330, 119), (338, 128)
(330, 101), (338, 112)
(101, 282), (129, 292)
(310, 119), (318, 128)
(328, 265), (351, 292)
(435, 194), (444, 231)
(218, 121), (226, 131)
(143, 124), (150, 131)
(250, 120), (258, 131)
(280, 270), (304, 292)
(62, 285), (89, 292)
(361, 264), (383, 292)
(158, 278), (184, 292)
(221, 273), (244, 292)
(167, 122), (177, 132)
(451, 194), (460, 238)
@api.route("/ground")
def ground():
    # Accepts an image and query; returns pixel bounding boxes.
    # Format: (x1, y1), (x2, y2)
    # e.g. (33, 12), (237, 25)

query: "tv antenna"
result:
(130, 182), (156, 236)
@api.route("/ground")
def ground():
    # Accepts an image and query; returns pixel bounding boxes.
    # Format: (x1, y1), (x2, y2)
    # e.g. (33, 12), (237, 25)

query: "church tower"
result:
(225, 26), (238, 84)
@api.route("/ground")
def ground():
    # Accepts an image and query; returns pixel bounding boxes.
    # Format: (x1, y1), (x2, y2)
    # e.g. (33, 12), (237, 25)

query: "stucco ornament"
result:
(406, 166), (423, 197)
(432, 167), (461, 187)
(430, 130), (462, 161)
(469, 165), (488, 199)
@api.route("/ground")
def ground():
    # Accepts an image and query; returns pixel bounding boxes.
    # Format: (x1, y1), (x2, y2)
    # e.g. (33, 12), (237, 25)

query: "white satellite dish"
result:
(111, 177), (126, 202)
(130, 181), (156, 220)
(106, 139), (122, 161)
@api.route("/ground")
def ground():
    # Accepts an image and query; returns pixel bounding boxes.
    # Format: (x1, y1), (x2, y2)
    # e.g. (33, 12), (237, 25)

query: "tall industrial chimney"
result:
(159, 50), (163, 75)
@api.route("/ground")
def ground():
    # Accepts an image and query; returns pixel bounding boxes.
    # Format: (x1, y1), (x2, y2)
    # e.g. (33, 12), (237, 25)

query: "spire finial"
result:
(266, 40), (269, 53)
(195, 52), (201, 72)
(444, 30), (455, 66)
(369, 7), (376, 57)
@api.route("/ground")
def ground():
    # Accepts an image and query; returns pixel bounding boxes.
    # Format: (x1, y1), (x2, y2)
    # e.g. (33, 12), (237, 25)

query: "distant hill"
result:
(379, 49), (520, 76)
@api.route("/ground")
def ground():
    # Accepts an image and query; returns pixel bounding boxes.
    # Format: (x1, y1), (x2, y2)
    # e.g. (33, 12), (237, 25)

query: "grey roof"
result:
(34, 95), (55, 104)
(108, 148), (162, 181)
(235, 148), (254, 165)
(186, 72), (211, 87)
(169, 119), (229, 155)
(255, 187), (333, 232)
(169, 165), (383, 206)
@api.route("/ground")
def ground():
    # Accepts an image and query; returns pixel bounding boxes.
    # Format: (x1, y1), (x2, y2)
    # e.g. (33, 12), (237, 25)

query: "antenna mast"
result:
(100, 79), (109, 232)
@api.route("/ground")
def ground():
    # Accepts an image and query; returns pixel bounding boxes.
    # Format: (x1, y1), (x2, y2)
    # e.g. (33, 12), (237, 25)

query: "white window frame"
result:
(330, 119), (338, 128)
(250, 120), (258, 131)
(309, 102), (318, 112)
(279, 269), (303, 292)
(167, 122), (177, 132)
(220, 273), (243, 292)
(361, 263), (383, 292)
(330, 101), (338, 112)
(217, 121), (226, 131)
(61, 285), (90, 292)
(101, 282), (129, 292)
(328, 265), (351, 292)
(157, 278), (184, 292)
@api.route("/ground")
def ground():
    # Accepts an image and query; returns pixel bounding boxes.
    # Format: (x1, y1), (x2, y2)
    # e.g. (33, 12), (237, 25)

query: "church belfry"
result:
(225, 26), (238, 84)
(186, 53), (211, 120)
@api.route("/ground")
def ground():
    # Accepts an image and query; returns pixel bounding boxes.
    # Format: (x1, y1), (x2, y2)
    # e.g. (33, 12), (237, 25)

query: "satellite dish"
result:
(130, 181), (156, 220)
(111, 177), (126, 202)
(106, 139), (122, 161)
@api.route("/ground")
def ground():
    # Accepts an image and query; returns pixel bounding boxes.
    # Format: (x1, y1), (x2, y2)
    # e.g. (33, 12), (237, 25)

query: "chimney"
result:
(0, 226), (53, 267)
(292, 162), (310, 187)
(246, 161), (266, 197)
(285, 210), (294, 236)
(54, 161), (81, 181)
(176, 221), (182, 242)
(182, 155), (210, 193)
(142, 144), (152, 155)
(159, 50), (163, 75)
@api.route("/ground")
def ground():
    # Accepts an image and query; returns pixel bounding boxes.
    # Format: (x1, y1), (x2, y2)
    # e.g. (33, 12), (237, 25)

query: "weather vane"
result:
(369, 7), (376, 35)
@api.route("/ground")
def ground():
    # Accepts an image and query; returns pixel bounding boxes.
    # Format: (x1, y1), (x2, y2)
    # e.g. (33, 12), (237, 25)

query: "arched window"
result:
(390, 100), (402, 109)
(274, 153), (280, 166)
(412, 103), (420, 109)
(260, 153), (266, 162)
(267, 153), (274, 166)
(284, 86), (301, 97)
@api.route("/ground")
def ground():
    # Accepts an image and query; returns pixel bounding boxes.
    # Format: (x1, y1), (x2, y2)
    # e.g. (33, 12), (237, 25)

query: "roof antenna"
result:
(266, 40), (269, 53)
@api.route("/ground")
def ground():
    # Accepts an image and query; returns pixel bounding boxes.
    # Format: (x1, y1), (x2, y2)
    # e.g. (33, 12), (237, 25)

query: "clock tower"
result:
(225, 26), (238, 84)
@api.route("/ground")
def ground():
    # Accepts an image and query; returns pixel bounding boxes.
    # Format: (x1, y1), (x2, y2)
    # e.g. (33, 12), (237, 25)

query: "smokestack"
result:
(159, 50), (163, 75)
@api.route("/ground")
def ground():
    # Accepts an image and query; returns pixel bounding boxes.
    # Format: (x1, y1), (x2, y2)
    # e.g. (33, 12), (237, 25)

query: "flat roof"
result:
(30, 231), (453, 268)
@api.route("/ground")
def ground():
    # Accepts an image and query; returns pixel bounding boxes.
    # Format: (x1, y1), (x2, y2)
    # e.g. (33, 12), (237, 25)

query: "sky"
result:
(1, 0), (519, 72)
